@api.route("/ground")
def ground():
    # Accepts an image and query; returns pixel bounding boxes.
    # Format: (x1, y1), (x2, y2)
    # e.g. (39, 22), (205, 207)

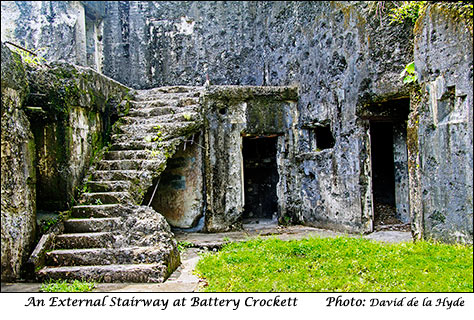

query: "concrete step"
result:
(136, 85), (202, 94)
(64, 217), (121, 233)
(104, 150), (151, 160)
(132, 94), (200, 104)
(129, 98), (199, 109)
(96, 159), (165, 171)
(111, 123), (201, 144)
(54, 232), (115, 249)
(127, 105), (198, 117)
(129, 100), (175, 109)
(91, 169), (151, 182)
(45, 246), (170, 266)
(121, 111), (199, 126)
(133, 87), (202, 101)
(128, 105), (176, 117)
(109, 140), (155, 151)
(80, 192), (132, 205)
(109, 135), (186, 151)
(86, 180), (132, 192)
(37, 263), (168, 283)
(115, 120), (200, 136)
(132, 96), (200, 108)
(71, 204), (133, 218)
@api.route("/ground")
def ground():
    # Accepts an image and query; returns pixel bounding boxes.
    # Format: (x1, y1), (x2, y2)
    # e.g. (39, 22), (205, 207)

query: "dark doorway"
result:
(242, 136), (279, 220)
(370, 122), (396, 206)
(363, 98), (410, 230)
(370, 121), (399, 227)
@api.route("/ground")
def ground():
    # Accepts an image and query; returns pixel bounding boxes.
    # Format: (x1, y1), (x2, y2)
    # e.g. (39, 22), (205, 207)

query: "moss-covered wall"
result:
(25, 62), (131, 211)
(1, 43), (36, 281)
(2, 2), (472, 248)
(1, 44), (131, 280)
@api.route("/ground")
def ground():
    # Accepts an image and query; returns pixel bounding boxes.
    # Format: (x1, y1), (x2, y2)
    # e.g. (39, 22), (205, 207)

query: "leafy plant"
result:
(400, 61), (418, 84)
(388, 1), (427, 25)
(40, 279), (96, 292)
(177, 241), (193, 252)
(458, 2), (473, 20)
(76, 182), (90, 195)
(38, 216), (60, 234)
(145, 148), (162, 159)
(12, 44), (47, 66)
(183, 112), (193, 121)
(152, 130), (163, 142)
(38, 211), (68, 234)
(279, 216), (292, 225)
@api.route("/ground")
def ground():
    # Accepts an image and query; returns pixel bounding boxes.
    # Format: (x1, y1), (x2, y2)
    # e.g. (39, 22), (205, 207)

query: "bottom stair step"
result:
(46, 246), (174, 266)
(37, 263), (168, 283)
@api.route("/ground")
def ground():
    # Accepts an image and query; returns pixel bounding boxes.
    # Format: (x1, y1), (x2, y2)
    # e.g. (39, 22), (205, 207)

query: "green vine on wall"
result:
(386, 1), (473, 84)
(388, 1), (428, 25)
(389, 1), (472, 26)
(387, 1), (427, 84)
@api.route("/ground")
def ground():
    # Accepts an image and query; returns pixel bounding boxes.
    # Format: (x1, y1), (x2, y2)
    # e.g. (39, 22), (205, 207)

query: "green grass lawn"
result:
(40, 279), (96, 292)
(195, 237), (473, 292)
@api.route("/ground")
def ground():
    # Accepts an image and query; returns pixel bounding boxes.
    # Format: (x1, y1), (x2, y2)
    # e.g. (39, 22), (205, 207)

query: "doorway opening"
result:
(242, 136), (279, 224)
(370, 121), (397, 227)
(367, 99), (410, 230)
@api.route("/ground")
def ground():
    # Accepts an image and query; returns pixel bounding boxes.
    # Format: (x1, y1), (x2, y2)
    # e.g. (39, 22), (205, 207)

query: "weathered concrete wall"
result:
(150, 135), (204, 229)
(1, 43), (36, 281)
(1, 1), (86, 65)
(203, 86), (298, 232)
(26, 62), (131, 210)
(100, 2), (412, 92)
(1, 1), (104, 71)
(2, 1), (472, 242)
(1, 43), (130, 280)
(413, 5), (473, 243)
(104, 1), (413, 234)
(1, 2), (414, 235)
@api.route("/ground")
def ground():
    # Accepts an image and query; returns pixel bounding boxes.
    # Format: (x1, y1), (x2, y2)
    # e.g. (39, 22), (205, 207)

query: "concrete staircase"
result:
(36, 86), (203, 283)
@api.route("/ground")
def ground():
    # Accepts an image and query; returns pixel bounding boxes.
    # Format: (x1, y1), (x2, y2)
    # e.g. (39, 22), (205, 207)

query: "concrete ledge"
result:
(204, 85), (298, 101)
